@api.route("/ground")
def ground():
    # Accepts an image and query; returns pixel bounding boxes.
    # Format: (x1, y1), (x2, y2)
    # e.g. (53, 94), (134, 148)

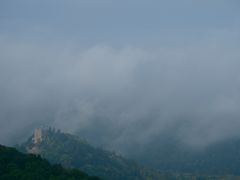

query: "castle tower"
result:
(32, 128), (43, 144)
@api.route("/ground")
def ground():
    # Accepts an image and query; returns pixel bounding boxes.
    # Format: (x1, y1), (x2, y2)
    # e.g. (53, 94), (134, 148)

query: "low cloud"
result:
(0, 34), (240, 155)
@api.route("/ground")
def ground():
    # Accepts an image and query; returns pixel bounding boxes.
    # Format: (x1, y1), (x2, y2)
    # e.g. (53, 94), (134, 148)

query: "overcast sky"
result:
(1, 0), (239, 46)
(0, 0), (240, 153)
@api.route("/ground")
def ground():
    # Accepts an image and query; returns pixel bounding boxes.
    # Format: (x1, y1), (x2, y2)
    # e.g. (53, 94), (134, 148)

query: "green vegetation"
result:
(0, 144), (101, 180)
(18, 128), (240, 180)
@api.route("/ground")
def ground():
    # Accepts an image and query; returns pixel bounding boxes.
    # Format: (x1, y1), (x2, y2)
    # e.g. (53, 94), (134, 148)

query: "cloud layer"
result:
(0, 32), (240, 154)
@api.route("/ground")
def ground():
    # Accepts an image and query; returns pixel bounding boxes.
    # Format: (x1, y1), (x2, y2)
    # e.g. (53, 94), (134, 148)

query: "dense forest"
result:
(0, 144), (101, 180)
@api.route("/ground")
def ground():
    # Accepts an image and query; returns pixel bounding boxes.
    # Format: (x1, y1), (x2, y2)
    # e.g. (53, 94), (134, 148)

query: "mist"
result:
(1, 28), (240, 154)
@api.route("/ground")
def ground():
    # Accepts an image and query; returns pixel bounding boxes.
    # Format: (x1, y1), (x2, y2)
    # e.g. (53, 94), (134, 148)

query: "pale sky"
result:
(1, 0), (239, 47)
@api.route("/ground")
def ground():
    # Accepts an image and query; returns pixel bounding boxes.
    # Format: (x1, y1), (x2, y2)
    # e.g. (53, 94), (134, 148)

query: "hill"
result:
(0, 144), (101, 180)
(18, 128), (163, 180)
(18, 128), (239, 180)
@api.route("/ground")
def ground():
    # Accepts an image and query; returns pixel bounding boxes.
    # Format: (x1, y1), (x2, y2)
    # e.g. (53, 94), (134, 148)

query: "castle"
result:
(32, 128), (43, 144)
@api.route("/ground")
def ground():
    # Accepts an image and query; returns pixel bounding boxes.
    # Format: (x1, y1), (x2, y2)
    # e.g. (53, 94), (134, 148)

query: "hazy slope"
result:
(129, 132), (240, 176)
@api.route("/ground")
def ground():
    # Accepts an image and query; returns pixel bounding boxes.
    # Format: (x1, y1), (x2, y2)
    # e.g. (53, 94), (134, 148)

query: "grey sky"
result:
(0, 0), (240, 154)
(1, 0), (239, 46)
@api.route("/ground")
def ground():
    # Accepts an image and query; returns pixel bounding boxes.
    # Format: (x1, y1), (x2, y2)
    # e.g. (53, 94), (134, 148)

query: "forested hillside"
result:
(19, 128), (162, 180)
